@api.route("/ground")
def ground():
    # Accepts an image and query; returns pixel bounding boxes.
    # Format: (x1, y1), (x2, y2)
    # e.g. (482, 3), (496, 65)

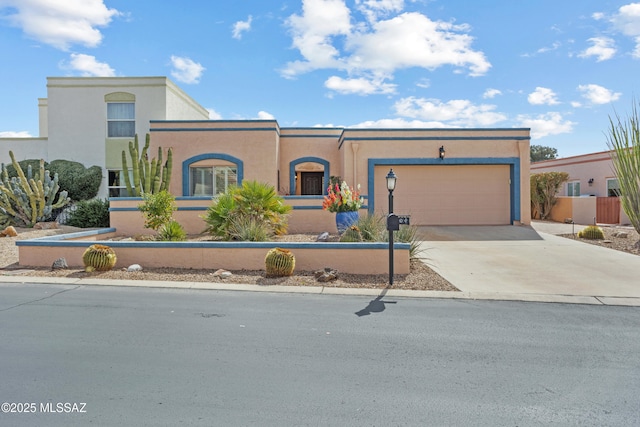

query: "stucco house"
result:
(1, 76), (531, 233)
(0, 76), (209, 198)
(531, 150), (630, 225)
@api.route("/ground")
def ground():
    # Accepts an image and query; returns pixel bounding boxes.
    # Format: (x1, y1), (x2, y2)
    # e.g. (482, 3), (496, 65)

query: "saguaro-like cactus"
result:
(0, 151), (70, 227)
(121, 133), (173, 196)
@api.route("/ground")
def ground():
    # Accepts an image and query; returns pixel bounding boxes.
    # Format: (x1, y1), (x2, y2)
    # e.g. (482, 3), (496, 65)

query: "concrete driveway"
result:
(416, 222), (640, 304)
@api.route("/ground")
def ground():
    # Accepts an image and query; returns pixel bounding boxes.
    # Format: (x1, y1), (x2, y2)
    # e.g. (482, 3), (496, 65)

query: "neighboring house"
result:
(0, 77), (209, 198)
(531, 150), (629, 225)
(1, 76), (531, 231)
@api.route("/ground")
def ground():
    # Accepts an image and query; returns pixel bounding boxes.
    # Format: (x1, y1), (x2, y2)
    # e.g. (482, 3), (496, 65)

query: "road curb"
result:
(1, 275), (639, 306)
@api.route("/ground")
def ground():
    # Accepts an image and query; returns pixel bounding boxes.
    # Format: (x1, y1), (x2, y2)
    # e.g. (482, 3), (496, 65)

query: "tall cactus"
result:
(0, 151), (70, 227)
(121, 133), (172, 196)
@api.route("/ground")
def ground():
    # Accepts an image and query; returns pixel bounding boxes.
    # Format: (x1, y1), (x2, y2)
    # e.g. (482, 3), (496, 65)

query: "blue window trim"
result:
(182, 153), (244, 196)
(289, 157), (330, 196)
(367, 157), (521, 223)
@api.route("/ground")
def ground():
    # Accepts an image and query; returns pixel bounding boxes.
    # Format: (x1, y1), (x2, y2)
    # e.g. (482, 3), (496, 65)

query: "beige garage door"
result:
(374, 165), (511, 225)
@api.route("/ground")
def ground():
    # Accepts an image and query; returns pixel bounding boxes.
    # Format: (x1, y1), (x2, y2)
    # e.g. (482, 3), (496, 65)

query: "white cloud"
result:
(63, 53), (115, 76)
(577, 84), (621, 104)
(355, 0), (404, 22)
(232, 15), (252, 40)
(0, 131), (32, 137)
(610, 2), (640, 57)
(516, 112), (575, 139)
(571, 101), (582, 108)
(579, 37), (616, 61)
(282, 1), (490, 83)
(170, 55), (205, 84)
(325, 75), (396, 95)
(207, 108), (222, 120)
(393, 96), (507, 127)
(0, 0), (120, 50)
(282, 0), (352, 78)
(483, 88), (502, 99)
(350, 118), (449, 128)
(528, 87), (560, 105)
(256, 111), (275, 120)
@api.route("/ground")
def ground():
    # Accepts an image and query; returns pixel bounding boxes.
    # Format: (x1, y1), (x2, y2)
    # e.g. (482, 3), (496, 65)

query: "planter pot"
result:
(336, 211), (359, 234)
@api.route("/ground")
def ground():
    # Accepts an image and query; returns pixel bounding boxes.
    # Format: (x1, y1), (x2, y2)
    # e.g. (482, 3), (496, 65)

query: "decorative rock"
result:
(213, 269), (232, 278)
(33, 222), (59, 230)
(127, 264), (143, 272)
(316, 231), (330, 242)
(0, 225), (18, 237)
(51, 257), (68, 270)
(613, 231), (628, 238)
(603, 240), (613, 244)
(314, 267), (338, 282)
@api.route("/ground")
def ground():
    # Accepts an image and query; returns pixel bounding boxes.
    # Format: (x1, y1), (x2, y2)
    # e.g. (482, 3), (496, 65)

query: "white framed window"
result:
(108, 169), (131, 197)
(607, 178), (620, 197)
(567, 181), (580, 197)
(190, 166), (237, 196)
(107, 102), (135, 138)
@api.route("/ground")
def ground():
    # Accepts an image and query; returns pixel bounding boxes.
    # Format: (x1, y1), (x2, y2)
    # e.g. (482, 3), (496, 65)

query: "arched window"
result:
(183, 154), (244, 196)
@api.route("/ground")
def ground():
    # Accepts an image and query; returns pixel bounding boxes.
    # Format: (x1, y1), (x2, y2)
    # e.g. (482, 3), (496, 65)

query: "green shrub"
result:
(202, 180), (291, 240)
(3, 158), (49, 178)
(157, 219), (187, 241)
(340, 225), (363, 242)
(66, 199), (110, 228)
(138, 190), (177, 231)
(226, 215), (271, 241)
(49, 160), (101, 201)
(354, 212), (386, 241)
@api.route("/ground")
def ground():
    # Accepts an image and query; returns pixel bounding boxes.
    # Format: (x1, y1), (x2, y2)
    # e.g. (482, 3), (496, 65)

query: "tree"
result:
(605, 101), (640, 247)
(530, 172), (569, 220)
(530, 145), (558, 162)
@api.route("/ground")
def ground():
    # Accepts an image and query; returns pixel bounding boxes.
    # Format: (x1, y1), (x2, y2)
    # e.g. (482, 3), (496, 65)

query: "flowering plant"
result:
(322, 181), (363, 213)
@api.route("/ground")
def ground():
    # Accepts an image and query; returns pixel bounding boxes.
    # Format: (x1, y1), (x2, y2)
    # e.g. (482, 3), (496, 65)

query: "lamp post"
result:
(386, 169), (397, 286)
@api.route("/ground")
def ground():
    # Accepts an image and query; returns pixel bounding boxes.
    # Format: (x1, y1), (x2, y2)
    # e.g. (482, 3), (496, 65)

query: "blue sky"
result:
(1, 0), (639, 158)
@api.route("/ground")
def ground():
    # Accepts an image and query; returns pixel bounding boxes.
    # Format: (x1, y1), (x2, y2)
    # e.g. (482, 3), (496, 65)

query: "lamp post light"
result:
(386, 168), (397, 286)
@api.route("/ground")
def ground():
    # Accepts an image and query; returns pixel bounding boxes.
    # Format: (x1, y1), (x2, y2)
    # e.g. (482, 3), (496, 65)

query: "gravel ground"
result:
(559, 225), (640, 255)
(0, 227), (459, 292)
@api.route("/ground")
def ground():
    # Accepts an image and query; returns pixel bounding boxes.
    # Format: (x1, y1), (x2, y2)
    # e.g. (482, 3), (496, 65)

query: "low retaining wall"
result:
(17, 228), (410, 275)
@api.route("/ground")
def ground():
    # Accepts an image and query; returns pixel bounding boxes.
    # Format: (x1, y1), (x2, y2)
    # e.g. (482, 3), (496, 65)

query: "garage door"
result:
(374, 165), (511, 225)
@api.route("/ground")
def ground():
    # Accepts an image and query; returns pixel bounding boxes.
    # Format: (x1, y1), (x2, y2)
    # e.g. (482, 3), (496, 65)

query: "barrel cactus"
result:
(578, 225), (605, 240)
(340, 225), (363, 242)
(265, 247), (295, 277)
(82, 244), (117, 272)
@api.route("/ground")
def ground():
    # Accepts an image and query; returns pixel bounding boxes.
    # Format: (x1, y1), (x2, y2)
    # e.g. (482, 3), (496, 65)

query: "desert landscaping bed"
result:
(0, 226), (458, 292)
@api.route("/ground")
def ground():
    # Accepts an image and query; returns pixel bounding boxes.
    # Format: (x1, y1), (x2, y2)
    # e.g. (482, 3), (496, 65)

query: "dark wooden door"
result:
(301, 172), (324, 195)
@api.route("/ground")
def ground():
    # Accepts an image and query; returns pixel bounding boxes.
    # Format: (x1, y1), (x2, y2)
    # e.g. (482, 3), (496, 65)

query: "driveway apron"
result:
(417, 225), (640, 299)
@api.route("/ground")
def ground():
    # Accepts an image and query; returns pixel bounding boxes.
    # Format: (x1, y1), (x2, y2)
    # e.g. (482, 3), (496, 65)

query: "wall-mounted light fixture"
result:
(439, 145), (446, 160)
(588, 178), (594, 186)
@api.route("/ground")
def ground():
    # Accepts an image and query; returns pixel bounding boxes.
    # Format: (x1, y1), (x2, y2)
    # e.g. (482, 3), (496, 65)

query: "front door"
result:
(301, 172), (324, 195)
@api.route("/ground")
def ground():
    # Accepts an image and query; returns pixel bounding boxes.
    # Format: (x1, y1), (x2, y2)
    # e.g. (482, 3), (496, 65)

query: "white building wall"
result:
(0, 138), (48, 164)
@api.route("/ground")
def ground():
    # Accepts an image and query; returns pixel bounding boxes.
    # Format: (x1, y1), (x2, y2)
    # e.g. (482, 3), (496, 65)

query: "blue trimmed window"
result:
(190, 165), (237, 196)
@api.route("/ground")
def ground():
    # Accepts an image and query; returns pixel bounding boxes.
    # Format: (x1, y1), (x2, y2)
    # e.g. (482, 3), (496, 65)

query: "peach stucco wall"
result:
(17, 233), (410, 275)
(150, 120), (280, 196)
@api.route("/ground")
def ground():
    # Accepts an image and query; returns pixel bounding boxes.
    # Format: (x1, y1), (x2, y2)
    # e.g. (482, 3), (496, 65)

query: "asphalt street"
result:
(1, 283), (639, 426)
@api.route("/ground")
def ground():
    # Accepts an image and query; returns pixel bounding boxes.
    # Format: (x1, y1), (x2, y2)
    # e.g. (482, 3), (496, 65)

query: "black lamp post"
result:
(386, 168), (397, 286)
